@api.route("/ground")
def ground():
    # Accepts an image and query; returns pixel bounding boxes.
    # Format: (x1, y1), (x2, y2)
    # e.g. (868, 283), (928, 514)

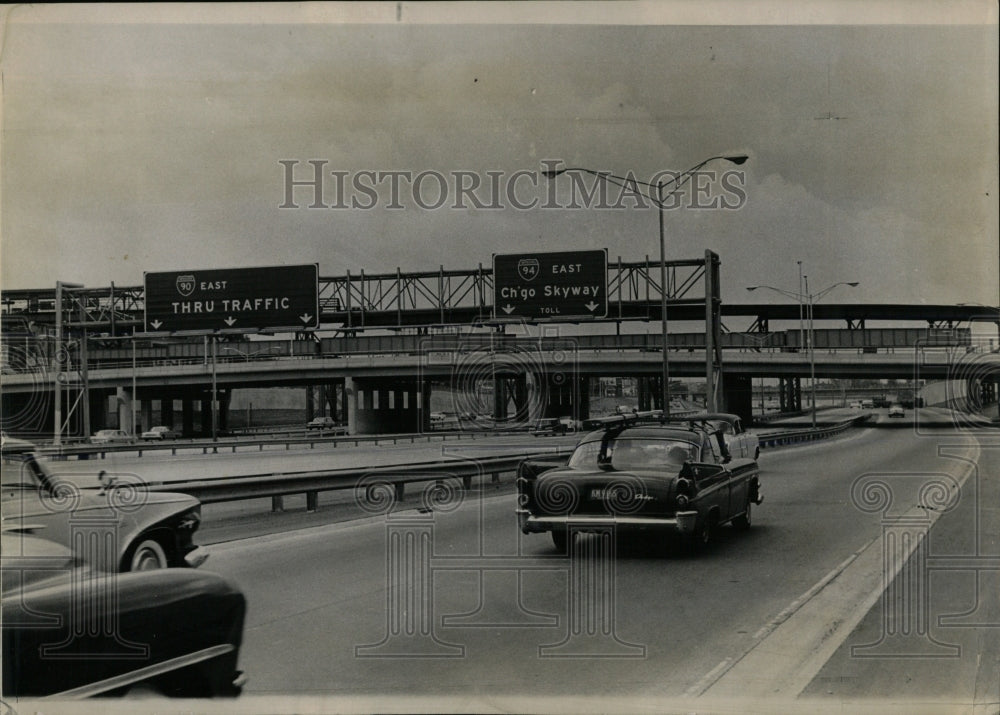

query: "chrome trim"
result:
(50, 644), (236, 698)
(184, 546), (210, 568)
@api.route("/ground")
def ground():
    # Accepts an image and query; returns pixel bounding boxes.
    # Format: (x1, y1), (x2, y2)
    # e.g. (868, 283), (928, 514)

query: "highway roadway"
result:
(162, 408), (995, 710)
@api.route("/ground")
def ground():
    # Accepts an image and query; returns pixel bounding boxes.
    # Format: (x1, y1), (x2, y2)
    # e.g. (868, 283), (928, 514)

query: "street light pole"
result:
(53, 281), (83, 447)
(805, 275), (817, 429)
(542, 154), (748, 421)
(746, 278), (859, 429)
(657, 179), (670, 416)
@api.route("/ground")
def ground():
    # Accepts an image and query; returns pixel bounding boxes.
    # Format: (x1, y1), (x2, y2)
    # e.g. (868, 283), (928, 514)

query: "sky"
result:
(1, 2), (997, 315)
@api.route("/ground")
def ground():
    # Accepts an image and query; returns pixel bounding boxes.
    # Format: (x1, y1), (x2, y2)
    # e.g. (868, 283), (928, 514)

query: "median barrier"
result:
(38, 428), (524, 460)
(140, 450), (574, 513)
(758, 415), (871, 449)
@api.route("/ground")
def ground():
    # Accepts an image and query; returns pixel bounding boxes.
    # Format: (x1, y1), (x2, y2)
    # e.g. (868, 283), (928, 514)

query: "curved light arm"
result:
(748, 281), (858, 303)
(746, 284), (803, 301)
(542, 155), (747, 209)
(812, 281), (860, 302)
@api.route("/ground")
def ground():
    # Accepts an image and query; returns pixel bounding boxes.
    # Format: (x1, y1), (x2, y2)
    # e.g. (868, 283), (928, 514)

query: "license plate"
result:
(590, 488), (610, 500)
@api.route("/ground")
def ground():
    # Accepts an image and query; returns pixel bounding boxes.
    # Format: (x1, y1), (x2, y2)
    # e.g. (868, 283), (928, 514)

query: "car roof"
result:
(581, 425), (703, 442)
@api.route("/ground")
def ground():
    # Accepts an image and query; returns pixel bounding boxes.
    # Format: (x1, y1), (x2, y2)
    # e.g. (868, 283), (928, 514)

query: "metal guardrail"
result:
(40, 429), (526, 460)
(758, 415), (871, 448)
(144, 450), (575, 511)
(119, 418), (875, 513)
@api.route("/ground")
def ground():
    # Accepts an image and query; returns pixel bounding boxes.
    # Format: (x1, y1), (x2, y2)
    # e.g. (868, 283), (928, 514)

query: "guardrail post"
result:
(271, 495), (284, 512)
(306, 491), (318, 512)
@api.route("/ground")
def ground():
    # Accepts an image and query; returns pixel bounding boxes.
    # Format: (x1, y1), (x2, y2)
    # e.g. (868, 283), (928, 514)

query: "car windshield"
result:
(568, 437), (700, 472)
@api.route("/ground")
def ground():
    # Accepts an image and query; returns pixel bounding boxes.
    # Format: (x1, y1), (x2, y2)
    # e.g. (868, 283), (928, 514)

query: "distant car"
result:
(678, 412), (760, 461)
(861, 400), (875, 409)
(141, 425), (179, 441)
(849, 401), (863, 409)
(557, 416), (583, 433)
(888, 404), (906, 418)
(531, 418), (568, 437)
(1, 436), (209, 571)
(429, 412), (447, 422)
(90, 428), (130, 444)
(306, 416), (337, 430)
(1, 532), (246, 698)
(517, 416), (762, 551)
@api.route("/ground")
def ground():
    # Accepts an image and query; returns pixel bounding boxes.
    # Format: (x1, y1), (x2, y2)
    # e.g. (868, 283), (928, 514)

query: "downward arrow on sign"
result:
(224, 317), (237, 326)
(150, 320), (162, 329)
(585, 301), (599, 312)
(300, 313), (313, 324)
(502, 305), (516, 315)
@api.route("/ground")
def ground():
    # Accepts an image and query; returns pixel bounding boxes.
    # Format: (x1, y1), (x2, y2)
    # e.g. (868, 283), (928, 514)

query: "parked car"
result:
(677, 412), (760, 461)
(1, 436), (209, 571)
(90, 429), (131, 444)
(1, 532), (246, 698)
(517, 416), (762, 552)
(849, 401), (863, 409)
(888, 404), (906, 418)
(306, 416), (337, 430)
(141, 425), (179, 440)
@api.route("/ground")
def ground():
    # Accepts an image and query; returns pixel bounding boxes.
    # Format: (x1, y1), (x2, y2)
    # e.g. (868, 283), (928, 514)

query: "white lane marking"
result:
(683, 546), (873, 698)
(687, 435), (980, 700)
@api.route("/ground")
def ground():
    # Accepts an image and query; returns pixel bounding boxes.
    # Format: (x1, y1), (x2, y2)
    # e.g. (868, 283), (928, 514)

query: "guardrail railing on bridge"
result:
(85, 416), (874, 515)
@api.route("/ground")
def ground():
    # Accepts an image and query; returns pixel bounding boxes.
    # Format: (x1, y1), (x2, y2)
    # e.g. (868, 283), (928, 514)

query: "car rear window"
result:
(568, 437), (700, 472)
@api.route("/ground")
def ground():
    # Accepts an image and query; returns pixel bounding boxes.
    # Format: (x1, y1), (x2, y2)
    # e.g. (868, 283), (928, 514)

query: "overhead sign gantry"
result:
(144, 264), (319, 332)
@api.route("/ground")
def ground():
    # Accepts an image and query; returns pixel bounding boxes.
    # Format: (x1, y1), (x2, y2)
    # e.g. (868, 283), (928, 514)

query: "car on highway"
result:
(1, 532), (246, 698)
(90, 428), (131, 444)
(141, 425), (179, 440)
(888, 404), (906, 418)
(306, 416), (338, 430)
(678, 412), (760, 461)
(517, 414), (763, 552)
(1, 436), (209, 572)
(531, 417), (568, 437)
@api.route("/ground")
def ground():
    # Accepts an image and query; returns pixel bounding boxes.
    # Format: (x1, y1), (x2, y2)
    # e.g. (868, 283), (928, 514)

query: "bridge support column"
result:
(723, 374), (753, 426)
(182, 398), (195, 437)
(218, 389), (231, 432)
(345, 377), (358, 435)
(493, 376), (508, 421)
(305, 385), (315, 421)
(160, 399), (173, 428)
(88, 390), (109, 432)
(637, 376), (650, 411)
(200, 397), (211, 436)
(140, 400), (153, 434)
(116, 387), (134, 433)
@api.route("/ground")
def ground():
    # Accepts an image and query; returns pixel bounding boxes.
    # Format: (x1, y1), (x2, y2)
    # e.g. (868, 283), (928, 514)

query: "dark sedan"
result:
(516, 418), (762, 552)
(2, 533), (246, 698)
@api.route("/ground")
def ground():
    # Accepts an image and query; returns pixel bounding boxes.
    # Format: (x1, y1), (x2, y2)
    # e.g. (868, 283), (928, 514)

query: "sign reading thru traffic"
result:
(144, 264), (319, 332)
(493, 249), (608, 319)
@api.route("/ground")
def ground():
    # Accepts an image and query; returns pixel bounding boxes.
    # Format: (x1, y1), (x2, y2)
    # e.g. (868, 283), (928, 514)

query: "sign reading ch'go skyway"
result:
(493, 249), (608, 319)
(144, 264), (319, 332)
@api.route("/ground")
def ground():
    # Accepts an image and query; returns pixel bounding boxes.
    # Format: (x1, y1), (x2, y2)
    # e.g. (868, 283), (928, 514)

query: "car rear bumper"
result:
(517, 509), (699, 535)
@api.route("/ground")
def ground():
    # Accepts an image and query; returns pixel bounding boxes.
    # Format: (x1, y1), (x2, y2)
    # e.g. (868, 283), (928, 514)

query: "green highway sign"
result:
(493, 249), (608, 319)
(144, 264), (319, 332)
